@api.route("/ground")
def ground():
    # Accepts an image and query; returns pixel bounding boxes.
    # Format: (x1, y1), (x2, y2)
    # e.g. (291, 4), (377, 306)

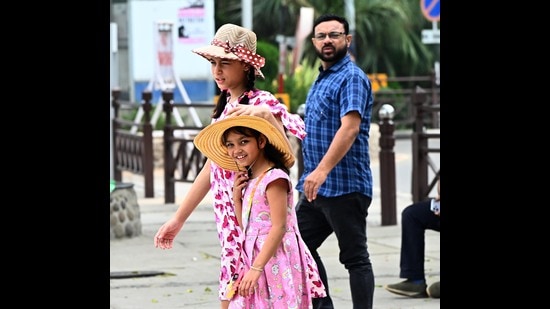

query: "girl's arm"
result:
(154, 159), (211, 248)
(173, 159), (212, 221)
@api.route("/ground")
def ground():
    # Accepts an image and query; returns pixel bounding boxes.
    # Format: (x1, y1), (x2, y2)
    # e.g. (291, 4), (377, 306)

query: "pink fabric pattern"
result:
(228, 168), (326, 308)
(211, 90), (306, 300)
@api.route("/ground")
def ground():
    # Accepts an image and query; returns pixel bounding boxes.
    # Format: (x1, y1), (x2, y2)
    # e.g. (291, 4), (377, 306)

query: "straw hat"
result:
(193, 115), (294, 171)
(192, 23), (265, 78)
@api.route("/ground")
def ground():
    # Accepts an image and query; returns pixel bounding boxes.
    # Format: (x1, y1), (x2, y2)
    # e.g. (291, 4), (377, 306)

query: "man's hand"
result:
(303, 169), (328, 202)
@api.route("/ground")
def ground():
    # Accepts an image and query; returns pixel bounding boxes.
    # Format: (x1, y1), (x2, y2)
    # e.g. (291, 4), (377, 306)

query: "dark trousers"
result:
(399, 199), (441, 280)
(296, 192), (374, 309)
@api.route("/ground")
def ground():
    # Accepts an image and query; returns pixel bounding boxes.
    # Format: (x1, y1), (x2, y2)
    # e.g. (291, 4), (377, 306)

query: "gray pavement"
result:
(110, 138), (440, 308)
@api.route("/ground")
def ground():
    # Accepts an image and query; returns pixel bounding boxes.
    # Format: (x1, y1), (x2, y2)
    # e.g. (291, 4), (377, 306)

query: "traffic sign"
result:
(421, 29), (440, 44)
(421, 0), (440, 22)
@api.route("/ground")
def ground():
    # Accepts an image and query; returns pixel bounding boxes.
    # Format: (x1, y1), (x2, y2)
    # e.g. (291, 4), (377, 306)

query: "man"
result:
(385, 178), (440, 298)
(295, 14), (375, 309)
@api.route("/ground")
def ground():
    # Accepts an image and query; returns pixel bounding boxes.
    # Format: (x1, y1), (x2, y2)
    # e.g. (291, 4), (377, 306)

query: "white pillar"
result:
(344, 0), (356, 57)
(242, 0), (252, 29)
(110, 22), (118, 180)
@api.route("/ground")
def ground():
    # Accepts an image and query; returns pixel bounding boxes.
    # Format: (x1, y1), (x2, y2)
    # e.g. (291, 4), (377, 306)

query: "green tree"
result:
(255, 41), (280, 93)
(214, 0), (438, 112)
(353, 0), (436, 76)
(216, 0), (436, 77)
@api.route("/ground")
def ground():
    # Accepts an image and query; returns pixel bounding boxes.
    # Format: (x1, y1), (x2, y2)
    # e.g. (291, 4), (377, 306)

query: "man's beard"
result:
(315, 44), (349, 63)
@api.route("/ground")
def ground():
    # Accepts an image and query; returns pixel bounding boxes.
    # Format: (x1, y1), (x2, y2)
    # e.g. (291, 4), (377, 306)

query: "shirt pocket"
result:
(308, 93), (334, 122)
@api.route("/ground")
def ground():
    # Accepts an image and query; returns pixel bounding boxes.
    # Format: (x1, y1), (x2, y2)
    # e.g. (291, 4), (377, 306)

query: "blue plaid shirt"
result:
(296, 54), (373, 199)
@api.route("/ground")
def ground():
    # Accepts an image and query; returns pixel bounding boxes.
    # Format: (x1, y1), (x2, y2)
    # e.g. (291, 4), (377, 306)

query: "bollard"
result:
(141, 91), (154, 198)
(411, 87), (429, 202)
(112, 89), (122, 181)
(378, 104), (397, 225)
(162, 90), (176, 204)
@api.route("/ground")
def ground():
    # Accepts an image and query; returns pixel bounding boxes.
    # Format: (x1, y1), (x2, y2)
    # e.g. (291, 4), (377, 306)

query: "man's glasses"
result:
(313, 32), (346, 41)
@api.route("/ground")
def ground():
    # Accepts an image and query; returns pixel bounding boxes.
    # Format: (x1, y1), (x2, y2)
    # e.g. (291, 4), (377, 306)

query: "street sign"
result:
(421, 0), (440, 22)
(422, 29), (440, 44)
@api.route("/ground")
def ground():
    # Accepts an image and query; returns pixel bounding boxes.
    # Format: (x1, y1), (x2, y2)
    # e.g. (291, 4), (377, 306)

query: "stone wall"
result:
(110, 183), (142, 239)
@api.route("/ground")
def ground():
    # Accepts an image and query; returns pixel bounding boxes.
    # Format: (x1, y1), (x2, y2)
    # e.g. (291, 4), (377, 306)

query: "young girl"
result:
(153, 24), (306, 309)
(193, 115), (326, 308)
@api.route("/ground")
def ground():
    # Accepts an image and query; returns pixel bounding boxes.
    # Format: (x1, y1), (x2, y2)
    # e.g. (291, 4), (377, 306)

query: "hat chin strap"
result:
(245, 159), (257, 178)
(233, 158), (257, 177)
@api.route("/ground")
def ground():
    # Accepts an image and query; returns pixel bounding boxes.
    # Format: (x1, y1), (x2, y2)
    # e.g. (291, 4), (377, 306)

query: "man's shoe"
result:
(427, 281), (440, 298)
(384, 280), (428, 298)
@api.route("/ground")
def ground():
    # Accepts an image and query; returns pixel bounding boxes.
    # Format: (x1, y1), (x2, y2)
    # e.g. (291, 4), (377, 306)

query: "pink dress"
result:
(229, 168), (326, 309)
(209, 90), (306, 300)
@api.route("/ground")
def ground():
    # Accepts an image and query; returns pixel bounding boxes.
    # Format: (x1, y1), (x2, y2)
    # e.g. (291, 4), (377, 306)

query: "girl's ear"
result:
(258, 135), (266, 149)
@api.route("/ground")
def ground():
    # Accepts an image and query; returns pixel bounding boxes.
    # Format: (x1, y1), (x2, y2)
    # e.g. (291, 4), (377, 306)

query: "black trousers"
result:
(296, 192), (374, 309)
(399, 199), (441, 280)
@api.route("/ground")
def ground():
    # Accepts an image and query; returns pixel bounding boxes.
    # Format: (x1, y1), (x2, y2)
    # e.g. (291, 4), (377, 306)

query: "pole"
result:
(110, 22), (118, 180)
(276, 35), (286, 93)
(242, 0), (252, 29)
(344, 0), (357, 59)
(378, 104), (397, 226)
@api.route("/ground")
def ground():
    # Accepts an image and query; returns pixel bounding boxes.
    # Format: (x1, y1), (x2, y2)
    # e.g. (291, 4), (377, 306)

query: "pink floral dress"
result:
(229, 168), (326, 308)
(210, 90), (306, 300)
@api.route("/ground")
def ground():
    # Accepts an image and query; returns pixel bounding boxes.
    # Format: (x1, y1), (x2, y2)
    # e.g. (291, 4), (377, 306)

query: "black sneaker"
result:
(427, 281), (440, 298)
(384, 280), (428, 298)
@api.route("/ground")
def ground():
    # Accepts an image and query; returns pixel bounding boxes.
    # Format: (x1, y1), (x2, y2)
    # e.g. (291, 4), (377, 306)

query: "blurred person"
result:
(295, 14), (375, 309)
(154, 24), (305, 309)
(384, 178), (440, 298)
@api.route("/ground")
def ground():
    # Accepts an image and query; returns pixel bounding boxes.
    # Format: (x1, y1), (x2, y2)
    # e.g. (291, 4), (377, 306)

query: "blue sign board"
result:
(421, 0), (440, 22)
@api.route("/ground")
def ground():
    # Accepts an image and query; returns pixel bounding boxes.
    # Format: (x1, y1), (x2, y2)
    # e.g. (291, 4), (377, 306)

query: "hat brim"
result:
(194, 115), (294, 171)
(192, 46), (265, 79)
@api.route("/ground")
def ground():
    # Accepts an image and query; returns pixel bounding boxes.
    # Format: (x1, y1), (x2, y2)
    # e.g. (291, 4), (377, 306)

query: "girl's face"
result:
(208, 57), (248, 91)
(224, 130), (264, 169)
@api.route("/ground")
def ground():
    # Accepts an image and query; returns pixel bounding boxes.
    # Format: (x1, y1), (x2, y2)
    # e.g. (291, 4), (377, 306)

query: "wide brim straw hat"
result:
(192, 23), (265, 79)
(193, 115), (295, 172)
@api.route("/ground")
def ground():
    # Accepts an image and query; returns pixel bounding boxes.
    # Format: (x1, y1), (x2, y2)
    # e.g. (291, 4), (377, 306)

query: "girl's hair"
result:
(222, 126), (290, 175)
(212, 68), (257, 119)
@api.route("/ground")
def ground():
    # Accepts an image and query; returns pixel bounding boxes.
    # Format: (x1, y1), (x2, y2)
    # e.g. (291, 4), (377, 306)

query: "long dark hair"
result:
(212, 68), (257, 119)
(222, 126), (290, 175)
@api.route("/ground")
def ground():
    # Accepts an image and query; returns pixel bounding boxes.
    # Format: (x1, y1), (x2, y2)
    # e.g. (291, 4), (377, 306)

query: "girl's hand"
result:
(232, 171), (248, 201)
(237, 269), (261, 297)
(227, 105), (271, 118)
(154, 217), (183, 249)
